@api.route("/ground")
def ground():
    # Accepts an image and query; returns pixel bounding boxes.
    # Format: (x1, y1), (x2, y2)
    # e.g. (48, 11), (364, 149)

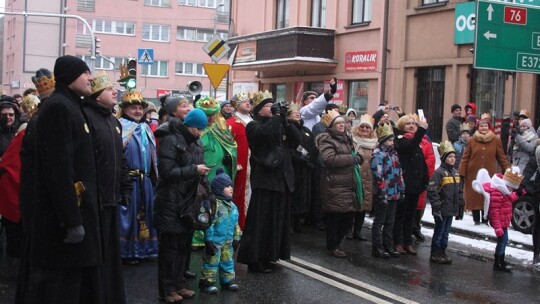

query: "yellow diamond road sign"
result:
(203, 34), (230, 63)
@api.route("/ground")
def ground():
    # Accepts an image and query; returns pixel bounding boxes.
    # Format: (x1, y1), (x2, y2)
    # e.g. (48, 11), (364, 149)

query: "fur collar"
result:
(473, 130), (496, 143)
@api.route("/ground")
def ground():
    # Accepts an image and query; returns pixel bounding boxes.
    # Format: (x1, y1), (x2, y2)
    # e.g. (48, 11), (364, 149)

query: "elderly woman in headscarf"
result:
(511, 118), (538, 173)
(349, 114), (378, 241)
(316, 110), (363, 258)
(458, 117), (510, 224)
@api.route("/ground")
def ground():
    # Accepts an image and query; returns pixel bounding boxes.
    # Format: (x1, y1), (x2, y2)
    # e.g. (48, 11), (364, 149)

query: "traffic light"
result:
(95, 37), (101, 55)
(127, 58), (137, 76)
(119, 58), (137, 90)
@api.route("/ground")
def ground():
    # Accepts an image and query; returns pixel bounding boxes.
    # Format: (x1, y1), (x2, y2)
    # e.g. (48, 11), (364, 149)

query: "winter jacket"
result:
(204, 198), (241, 245)
(153, 118), (204, 234)
(300, 93), (332, 131)
(458, 130), (510, 211)
(371, 144), (404, 201)
(394, 127), (429, 194)
(483, 183), (518, 232)
(512, 128), (538, 173)
(428, 163), (464, 217)
(317, 129), (361, 213)
(453, 138), (467, 169)
(417, 135), (435, 209)
(352, 135), (377, 212)
(446, 116), (464, 143)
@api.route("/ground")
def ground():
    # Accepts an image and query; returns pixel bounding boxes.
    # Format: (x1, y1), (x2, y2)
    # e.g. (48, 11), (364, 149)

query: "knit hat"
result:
(520, 118), (533, 129)
(302, 91), (318, 102)
(53, 55), (90, 86)
(466, 114), (478, 123)
(31, 68), (55, 99)
(220, 100), (230, 109)
(451, 104), (461, 113)
(164, 96), (189, 116)
(211, 167), (233, 199)
(183, 108), (207, 129)
(325, 103), (339, 113)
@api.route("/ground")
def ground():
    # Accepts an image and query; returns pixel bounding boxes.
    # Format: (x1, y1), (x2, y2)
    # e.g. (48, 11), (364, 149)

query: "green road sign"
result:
(474, 0), (540, 73)
(455, 2), (476, 45)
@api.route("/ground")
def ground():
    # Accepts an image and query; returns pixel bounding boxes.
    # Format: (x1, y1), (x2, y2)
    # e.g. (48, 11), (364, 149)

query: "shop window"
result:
(349, 81), (369, 115)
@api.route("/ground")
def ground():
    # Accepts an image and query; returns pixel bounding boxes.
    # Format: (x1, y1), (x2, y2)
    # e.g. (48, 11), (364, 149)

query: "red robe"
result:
(227, 115), (250, 229)
(0, 129), (25, 222)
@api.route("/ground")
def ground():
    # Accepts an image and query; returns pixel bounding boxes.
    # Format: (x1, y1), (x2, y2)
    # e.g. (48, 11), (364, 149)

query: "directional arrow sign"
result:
(203, 63), (230, 89)
(474, 0), (540, 73)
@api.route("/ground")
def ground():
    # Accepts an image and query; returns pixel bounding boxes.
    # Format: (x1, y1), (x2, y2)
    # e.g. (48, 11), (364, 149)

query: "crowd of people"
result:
(0, 55), (538, 303)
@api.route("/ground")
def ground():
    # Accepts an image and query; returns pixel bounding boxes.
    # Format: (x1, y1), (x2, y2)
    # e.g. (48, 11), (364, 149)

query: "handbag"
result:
(180, 177), (217, 230)
(261, 145), (284, 168)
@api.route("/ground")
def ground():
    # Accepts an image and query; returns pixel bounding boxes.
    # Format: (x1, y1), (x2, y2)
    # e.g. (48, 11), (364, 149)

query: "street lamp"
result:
(213, 3), (225, 36)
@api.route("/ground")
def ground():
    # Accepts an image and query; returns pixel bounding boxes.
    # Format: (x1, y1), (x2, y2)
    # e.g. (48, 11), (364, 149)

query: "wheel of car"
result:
(511, 195), (536, 234)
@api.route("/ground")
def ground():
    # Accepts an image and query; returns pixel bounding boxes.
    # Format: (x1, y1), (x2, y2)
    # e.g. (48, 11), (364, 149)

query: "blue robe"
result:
(118, 118), (159, 259)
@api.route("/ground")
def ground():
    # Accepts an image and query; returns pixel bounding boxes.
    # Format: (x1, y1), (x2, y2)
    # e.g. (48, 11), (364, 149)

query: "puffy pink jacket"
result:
(483, 184), (518, 231)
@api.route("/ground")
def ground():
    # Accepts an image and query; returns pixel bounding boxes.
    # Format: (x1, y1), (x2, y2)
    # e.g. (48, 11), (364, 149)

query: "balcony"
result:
(228, 26), (336, 77)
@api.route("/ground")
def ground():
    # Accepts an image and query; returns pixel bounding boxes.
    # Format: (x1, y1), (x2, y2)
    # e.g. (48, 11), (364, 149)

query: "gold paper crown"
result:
(519, 109), (530, 118)
(20, 95), (40, 116)
(503, 167), (524, 189)
(252, 90), (273, 107)
(376, 123), (394, 141)
(438, 140), (456, 159)
(480, 112), (491, 120)
(230, 92), (252, 108)
(338, 104), (348, 115)
(321, 110), (341, 128)
(121, 90), (148, 108)
(359, 114), (374, 128)
(195, 96), (220, 116)
(31, 68), (55, 99)
(90, 72), (113, 96)
(287, 102), (299, 114)
(460, 122), (471, 133)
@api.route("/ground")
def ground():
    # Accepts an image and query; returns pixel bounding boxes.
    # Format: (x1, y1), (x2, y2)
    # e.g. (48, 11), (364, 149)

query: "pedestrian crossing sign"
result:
(203, 35), (230, 63)
(137, 48), (154, 65)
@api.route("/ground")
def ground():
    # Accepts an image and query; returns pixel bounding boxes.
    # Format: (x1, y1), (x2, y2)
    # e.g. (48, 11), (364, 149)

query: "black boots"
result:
(493, 254), (513, 272)
(372, 247), (390, 258)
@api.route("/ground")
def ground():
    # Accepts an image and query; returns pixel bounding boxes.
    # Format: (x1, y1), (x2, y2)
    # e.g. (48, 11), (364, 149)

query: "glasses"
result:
(263, 104), (273, 108)
(1, 113), (15, 117)
(359, 125), (371, 129)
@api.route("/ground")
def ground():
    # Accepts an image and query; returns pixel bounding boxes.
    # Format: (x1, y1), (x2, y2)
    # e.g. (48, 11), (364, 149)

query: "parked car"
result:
(512, 194), (536, 234)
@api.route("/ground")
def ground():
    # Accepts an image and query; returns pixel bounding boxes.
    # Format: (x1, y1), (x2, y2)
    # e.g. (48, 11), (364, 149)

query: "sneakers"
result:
(202, 286), (218, 294)
(221, 282), (239, 291)
(430, 252), (446, 264)
(441, 251), (452, 264)
(384, 247), (400, 258)
(371, 248), (390, 258)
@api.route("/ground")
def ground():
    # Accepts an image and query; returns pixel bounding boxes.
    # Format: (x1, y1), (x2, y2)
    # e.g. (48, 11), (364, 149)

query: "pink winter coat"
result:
(483, 183), (518, 234)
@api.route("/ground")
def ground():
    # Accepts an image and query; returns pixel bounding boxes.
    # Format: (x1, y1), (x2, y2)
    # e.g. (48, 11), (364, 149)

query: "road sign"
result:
(203, 63), (230, 89)
(455, 2), (476, 44)
(474, 0), (540, 73)
(137, 48), (154, 65)
(203, 35), (230, 63)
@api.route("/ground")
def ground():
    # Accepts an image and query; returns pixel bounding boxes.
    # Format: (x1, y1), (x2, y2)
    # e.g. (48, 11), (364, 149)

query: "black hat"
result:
(451, 104), (461, 113)
(54, 55), (90, 86)
(302, 91), (318, 102)
(325, 103), (339, 113)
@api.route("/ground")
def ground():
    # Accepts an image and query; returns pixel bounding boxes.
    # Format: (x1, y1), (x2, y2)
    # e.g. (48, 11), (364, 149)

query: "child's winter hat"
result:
(438, 140), (456, 162)
(211, 167), (233, 197)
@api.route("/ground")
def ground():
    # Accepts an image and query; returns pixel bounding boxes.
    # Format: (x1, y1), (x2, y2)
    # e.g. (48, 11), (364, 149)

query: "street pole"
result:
(212, 3), (225, 99)
(2, 11), (97, 73)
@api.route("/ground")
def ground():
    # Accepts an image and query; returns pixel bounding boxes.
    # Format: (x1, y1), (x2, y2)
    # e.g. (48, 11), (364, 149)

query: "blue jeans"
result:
(431, 216), (453, 253)
(495, 228), (509, 255)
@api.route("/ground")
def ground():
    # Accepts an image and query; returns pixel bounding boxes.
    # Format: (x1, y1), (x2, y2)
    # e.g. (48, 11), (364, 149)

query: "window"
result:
(276, 0), (289, 29)
(178, 0), (197, 5)
(273, 84), (287, 102)
(311, 0), (327, 28)
(422, 0), (447, 5)
(416, 67), (446, 143)
(142, 60), (169, 77)
(349, 81), (369, 115)
(78, 0), (95, 11)
(145, 0), (170, 7)
(352, 0), (372, 24)
(177, 27), (228, 41)
(79, 55), (124, 70)
(470, 69), (505, 119)
(77, 19), (135, 36)
(175, 62), (207, 76)
(143, 24), (170, 42)
(199, 0), (216, 8)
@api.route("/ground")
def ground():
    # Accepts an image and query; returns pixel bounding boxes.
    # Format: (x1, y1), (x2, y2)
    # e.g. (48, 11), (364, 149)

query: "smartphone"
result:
(417, 109), (425, 121)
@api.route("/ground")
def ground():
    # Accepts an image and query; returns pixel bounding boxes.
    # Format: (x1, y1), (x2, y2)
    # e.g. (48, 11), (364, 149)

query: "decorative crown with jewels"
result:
(90, 72), (113, 96)
(287, 102), (299, 114)
(230, 92), (251, 108)
(460, 122), (471, 133)
(321, 109), (341, 128)
(252, 90), (273, 107)
(195, 96), (220, 115)
(121, 90), (148, 108)
(480, 112), (491, 120)
(438, 140), (456, 158)
(503, 167), (524, 189)
(31, 68), (55, 99)
(376, 122), (394, 141)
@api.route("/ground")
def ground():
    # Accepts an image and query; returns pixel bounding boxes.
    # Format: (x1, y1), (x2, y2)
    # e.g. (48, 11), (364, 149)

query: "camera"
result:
(389, 105), (399, 110)
(277, 100), (289, 112)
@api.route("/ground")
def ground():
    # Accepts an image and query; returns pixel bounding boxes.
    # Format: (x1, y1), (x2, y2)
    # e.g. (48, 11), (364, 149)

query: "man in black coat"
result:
(81, 73), (132, 304)
(237, 92), (294, 273)
(24, 55), (104, 304)
(0, 100), (21, 158)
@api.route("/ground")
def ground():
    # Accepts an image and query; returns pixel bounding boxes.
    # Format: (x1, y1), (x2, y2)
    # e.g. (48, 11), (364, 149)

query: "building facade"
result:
(228, 0), (538, 143)
(2, 0), (230, 103)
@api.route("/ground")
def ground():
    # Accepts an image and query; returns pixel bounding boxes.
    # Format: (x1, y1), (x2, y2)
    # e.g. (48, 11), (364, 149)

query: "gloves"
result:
(205, 241), (218, 256)
(271, 102), (280, 115)
(353, 154), (363, 165)
(432, 210), (443, 222)
(495, 228), (504, 238)
(455, 205), (464, 220)
(516, 185), (527, 197)
(330, 78), (337, 94)
(63, 225), (85, 244)
(232, 240), (239, 251)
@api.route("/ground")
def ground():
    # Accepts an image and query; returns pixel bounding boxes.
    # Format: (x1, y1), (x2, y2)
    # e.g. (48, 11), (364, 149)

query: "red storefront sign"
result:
(345, 50), (378, 72)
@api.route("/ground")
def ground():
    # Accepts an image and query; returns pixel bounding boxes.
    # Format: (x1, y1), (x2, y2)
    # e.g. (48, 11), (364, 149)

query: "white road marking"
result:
(279, 256), (419, 304)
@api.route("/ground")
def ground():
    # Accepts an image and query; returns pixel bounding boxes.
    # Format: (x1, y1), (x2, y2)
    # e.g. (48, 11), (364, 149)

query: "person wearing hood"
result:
(299, 78), (337, 131)
(81, 72), (131, 303)
(0, 100), (21, 158)
(153, 108), (209, 303)
(220, 100), (233, 119)
(464, 102), (476, 116)
(346, 108), (357, 120)
(511, 118), (538, 173)
(117, 90), (159, 265)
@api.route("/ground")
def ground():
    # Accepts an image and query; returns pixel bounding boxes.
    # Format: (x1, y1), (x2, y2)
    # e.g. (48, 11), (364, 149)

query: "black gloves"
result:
(455, 205), (464, 220)
(271, 103), (280, 115)
(330, 78), (337, 94)
(232, 240), (239, 251)
(516, 184), (527, 197)
(353, 154), (363, 165)
(205, 241), (218, 256)
(64, 225), (85, 244)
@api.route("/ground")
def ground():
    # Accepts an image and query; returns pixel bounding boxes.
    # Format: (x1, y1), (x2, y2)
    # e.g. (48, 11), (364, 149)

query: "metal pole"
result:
(98, 55), (116, 80)
(2, 11), (97, 73)
(511, 72), (517, 117)
(379, 0), (390, 105)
